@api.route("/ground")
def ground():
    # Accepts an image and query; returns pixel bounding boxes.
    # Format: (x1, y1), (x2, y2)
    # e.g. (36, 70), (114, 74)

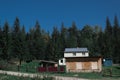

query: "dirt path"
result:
(0, 70), (88, 80)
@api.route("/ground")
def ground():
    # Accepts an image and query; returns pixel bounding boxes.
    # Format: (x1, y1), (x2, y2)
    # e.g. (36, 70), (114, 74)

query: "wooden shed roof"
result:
(39, 60), (57, 64)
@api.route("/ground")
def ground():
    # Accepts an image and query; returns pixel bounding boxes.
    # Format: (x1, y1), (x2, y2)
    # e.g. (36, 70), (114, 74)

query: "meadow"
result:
(0, 74), (53, 80)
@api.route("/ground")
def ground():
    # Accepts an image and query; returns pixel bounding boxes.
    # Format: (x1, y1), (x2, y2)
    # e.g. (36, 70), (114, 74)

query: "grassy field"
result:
(53, 72), (120, 80)
(102, 66), (120, 76)
(0, 74), (53, 80)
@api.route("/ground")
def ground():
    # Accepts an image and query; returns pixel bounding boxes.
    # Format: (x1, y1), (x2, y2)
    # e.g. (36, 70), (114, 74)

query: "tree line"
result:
(0, 16), (120, 64)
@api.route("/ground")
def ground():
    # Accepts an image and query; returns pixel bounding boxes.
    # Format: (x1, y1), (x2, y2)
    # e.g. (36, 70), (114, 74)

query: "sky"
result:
(0, 0), (120, 32)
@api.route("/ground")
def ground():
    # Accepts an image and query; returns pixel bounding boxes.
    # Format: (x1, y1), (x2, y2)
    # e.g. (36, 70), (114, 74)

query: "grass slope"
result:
(0, 74), (53, 80)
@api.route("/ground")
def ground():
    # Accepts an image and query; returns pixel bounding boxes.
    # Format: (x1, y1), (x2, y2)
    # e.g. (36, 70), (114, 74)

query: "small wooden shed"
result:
(39, 60), (57, 67)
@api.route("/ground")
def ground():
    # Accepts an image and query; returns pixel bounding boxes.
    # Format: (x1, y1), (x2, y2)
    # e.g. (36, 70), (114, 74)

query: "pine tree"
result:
(81, 25), (94, 55)
(60, 23), (68, 57)
(26, 28), (36, 60)
(45, 39), (53, 60)
(104, 17), (113, 58)
(97, 28), (105, 56)
(67, 22), (78, 47)
(2, 22), (12, 60)
(12, 17), (23, 65)
(92, 26), (102, 56)
(51, 27), (62, 61)
(33, 21), (45, 60)
(19, 26), (29, 61)
(0, 26), (4, 59)
(113, 15), (120, 63)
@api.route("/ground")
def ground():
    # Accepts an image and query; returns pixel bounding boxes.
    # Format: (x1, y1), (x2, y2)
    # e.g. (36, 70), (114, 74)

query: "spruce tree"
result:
(60, 23), (68, 57)
(67, 22), (78, 47)
(0, 27), (3, 59)
(2, 22), (11, 60)
(81, 25), (94, 55)
(12, 17), (23, 65)
(104, 17), (113, 58)
(33, 21), (45, 60)
(51, 27), (62, 61)
(26, 28), (36, 59)
(113, 15), (120, 63)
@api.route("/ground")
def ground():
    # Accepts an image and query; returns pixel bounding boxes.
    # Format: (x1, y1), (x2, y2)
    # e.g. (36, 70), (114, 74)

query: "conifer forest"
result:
(0, 16), (120, 64)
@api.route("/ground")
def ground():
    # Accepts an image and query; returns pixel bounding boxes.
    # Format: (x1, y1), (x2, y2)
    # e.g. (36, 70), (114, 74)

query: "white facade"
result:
(64, 52), (89, 57)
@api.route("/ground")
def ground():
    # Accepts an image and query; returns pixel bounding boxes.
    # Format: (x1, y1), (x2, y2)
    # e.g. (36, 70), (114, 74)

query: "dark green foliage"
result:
(26, 28), (36, 60)
(51, 27), (62, 61)
(0, 27), (3, 58)
(0, 16), (120, 64)
(12, 18), (26, 65)
(67, 22), (78, 47)
(60, 23), (68, 57)
(104, 17), (113, 58)
(80, 25), (94, 55)
(0, 22), (11, 60)
(32, 21), (45, 60)
(112, 16), (120, 63)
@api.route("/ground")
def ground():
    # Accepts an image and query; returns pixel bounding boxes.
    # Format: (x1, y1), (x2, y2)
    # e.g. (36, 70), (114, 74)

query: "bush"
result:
(0, 60), (7, 70)
(0, 60), (18, 71)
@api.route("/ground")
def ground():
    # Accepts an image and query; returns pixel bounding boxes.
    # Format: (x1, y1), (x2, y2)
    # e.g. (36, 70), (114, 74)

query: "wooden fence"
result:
(38, 66), (65, 72)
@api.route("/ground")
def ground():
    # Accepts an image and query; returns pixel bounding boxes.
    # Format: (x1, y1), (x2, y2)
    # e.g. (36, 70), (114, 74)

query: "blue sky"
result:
(0, 0), (120, 32)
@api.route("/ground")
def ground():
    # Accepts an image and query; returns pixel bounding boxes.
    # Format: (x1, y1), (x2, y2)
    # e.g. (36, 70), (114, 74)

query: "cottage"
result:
(63, 48), (102, 72)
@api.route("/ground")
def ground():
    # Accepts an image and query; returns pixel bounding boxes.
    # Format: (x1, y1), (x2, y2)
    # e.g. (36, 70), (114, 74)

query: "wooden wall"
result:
(66, 57), (102, 72)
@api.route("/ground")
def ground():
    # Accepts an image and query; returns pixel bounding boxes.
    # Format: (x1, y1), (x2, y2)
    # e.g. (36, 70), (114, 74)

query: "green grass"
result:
(103, 66), (120, 77)
(0, 74), (53, 80)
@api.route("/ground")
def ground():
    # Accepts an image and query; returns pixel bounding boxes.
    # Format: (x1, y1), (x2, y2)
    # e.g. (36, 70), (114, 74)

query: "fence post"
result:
(110, 68), (112, 77)
(17, 65), (20, 71)
(26, 66), (28, 72)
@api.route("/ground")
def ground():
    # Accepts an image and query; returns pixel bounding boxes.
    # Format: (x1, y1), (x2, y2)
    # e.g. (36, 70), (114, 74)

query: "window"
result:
(82, 52), (85, 55)
(73, 53), (76, 56)
(61, 60), (63, 63)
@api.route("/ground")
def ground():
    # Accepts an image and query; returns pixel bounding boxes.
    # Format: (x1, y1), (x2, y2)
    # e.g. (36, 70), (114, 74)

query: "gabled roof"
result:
(64, 48), (88, 53)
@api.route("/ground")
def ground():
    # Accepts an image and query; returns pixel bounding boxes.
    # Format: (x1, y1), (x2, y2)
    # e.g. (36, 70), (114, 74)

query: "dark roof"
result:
(64, 48), (88, 53)
(39, 60), (57, 64)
